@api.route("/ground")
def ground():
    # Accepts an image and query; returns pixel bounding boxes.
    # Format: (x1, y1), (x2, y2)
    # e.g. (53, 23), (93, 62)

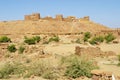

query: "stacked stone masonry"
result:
(24, 13), (89, 22)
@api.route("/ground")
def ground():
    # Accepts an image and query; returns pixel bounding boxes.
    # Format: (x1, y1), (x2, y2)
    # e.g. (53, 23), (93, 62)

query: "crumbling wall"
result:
(75, 46), (116, 57)
(24, 13), (90, 22)
(24, 13), (40, 21)
(42, 16), (54, 21)
(79, 16), (90, 21)
(63, 16), (77, 22)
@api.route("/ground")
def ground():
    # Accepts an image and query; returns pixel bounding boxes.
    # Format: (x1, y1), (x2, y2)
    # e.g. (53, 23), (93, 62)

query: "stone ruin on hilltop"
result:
(24, 13), (89, 22)
(0, 13), (120, 38)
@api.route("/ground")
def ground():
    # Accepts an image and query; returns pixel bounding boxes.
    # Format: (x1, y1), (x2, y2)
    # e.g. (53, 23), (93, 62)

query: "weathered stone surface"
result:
(1, 13), (117, 36)
(91, 70), (112, 80)
(24, 13), (40, 21)
(75, 46), (116, 58)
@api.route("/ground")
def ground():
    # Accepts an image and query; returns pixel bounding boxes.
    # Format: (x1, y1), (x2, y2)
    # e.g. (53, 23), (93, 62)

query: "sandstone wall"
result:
(24, 13), (82, 22)
(79, 16), (90, 21)
(75, 46), (116, 58)
(24, 13), (40, 21)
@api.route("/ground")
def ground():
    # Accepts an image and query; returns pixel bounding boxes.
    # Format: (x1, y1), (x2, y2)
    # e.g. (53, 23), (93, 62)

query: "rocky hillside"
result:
(0, 19), (110, 35)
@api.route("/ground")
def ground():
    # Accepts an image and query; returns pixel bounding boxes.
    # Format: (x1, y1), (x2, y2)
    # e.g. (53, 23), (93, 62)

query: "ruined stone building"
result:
(24, 13), (90, 22)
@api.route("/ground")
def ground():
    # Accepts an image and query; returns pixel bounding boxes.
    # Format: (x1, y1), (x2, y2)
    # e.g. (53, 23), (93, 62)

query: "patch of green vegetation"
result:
(89, 36), (104, 45)
(18, 46), (25, 54)
(0, 62), (26, 79)
(33, 36), (41, 43)
(0, 36), (11, 43)
(105, 33), (115, 43)
(24, 37), (36, 45)
(7, 44), (17, 53)
(83, 32), (91, 42)
(48, 36), (60, 43)
(61, 55), (98, 79)
(117, 55), (120, 66)
(0, 60), (58, 79)
(24, 36), (41, 45)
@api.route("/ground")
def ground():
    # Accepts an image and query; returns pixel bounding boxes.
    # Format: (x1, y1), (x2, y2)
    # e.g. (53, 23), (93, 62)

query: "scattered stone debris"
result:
(91, 70), (112, 80)
(112, 39), (119, 44)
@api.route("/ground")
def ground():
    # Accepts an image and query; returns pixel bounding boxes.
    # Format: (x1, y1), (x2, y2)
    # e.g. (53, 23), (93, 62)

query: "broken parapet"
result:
(24, 13), (40, 21)
(63, 16), (77, 22)
(79, 16), (90, 21)
(24, 13), (90, 22)
(42, 16), (53, 21)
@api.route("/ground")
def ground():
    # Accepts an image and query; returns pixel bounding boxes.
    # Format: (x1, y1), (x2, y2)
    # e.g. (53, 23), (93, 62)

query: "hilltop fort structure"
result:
(0, 13), (120, 39)
(24, 13), (89, 22)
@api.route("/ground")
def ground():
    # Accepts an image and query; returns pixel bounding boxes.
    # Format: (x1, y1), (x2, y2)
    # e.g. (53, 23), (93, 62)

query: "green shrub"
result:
(62, 55), (98, 79)
(89, 39), (97, 45)
(96, 36), (104, 42)
(7, 44), (17, 52)
(0, 36), (11, 43)
(84, 32), (91, 39)
(23, 61), (53, 78)
(83, 37), (89, 42)
(18, 46), (25, 54)
(0, 60), (57, 79)
(24, 36), (41, 45)
(33, 36), (41, 43)
(49, 36), (60, 42)
(24, 62), (45, 78)
(83, 32), (91, 42)
(118, 55), (120, 66)
(105, 33), (115, 43)
(0, 62), (26, 79)
(118, 63), (120, 66)
(24, 37), (36, 45)
(89, 36), (104, 45)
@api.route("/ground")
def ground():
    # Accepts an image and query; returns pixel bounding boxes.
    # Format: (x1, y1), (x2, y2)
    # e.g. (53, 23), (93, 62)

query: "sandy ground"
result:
(44, 43), (88, 56)
(1, 40), (120, 80)
(44, 43), (120, 78)
(99, 43), (120, 55)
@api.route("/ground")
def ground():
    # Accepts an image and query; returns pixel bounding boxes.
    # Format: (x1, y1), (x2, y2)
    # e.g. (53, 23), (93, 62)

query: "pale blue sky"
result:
(0, 0), (120, 28)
